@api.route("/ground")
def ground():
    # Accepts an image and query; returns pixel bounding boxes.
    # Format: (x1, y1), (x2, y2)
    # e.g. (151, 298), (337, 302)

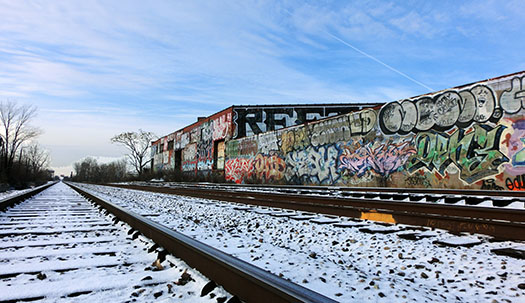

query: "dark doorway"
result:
(174, 149), (182, 171)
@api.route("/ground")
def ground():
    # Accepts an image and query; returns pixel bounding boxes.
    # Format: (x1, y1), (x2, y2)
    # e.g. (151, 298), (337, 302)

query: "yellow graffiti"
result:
(280, 130), (295, 153)
(360, 210), (396, 224)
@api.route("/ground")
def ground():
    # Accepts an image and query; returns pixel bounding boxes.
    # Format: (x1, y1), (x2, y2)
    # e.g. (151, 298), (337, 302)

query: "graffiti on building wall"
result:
(278, 108), (376, 153)
(150, 72), (525, 190)
(225, 158), (254, 184)
(479, 179), (504, 190)
(279, 128), (309, 153)
(197, 122), (213, 171)
(226, 138), (258, 158)
(233, 106), (365, 138)
(254, 154), (286, 181)
(506, 174), (525, 191)
(182, 143), (197, 172)
(502, 119), (525, 169)
(212, 113), (232, 140)
(257, 132), (279, 154)
(216, 141), (226, 170)
(500, 76), (525, 114)
(339, 139), (416, 178)
(309, 109), (377, 147)
(286, 145), (339, 184)
(406, 124), (508, 184)
(379, 85), (499, 135)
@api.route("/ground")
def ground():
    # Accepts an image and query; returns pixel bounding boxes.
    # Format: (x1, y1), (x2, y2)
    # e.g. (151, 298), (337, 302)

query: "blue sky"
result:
(1, 0), (524, 175)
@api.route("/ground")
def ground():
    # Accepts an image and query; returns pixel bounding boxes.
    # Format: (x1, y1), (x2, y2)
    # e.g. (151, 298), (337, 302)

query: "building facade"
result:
(224, 71), (525, 191)
(151, 103), (378, 175)
(152, 70), (525, 191)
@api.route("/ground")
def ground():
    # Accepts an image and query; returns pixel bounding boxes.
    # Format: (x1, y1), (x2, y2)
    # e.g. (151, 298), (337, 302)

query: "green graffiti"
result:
(514, 138), (525, 165)
(406, 124), (508, 183)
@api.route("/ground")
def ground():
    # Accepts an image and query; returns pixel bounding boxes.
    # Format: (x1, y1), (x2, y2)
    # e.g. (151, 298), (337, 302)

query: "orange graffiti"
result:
(254, 154), (286, 181)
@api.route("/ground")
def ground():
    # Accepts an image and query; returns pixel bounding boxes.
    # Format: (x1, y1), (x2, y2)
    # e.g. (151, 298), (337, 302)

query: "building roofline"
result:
(231, 102), (383, 108)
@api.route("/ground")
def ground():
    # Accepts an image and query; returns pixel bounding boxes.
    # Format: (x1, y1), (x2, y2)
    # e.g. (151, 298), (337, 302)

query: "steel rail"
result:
(132, 181), (525, 198)
(0, 182), (58, 211)
(106, 184), (525, 241)
(218, 183), (525, 198)
(66, 182), (337, 303)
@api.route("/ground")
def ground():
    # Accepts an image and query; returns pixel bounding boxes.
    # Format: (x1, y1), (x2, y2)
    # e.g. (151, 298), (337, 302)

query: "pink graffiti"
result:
(225, 158), (253, 184)
(504, 119), (525, 175)
(339, 141), (416, 177)
(212, 113), (232, 140)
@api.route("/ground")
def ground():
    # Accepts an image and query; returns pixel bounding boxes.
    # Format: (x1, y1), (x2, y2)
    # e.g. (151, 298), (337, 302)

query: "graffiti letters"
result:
(506, 174), (525, 191)
(182, 143), (198, 172)
(506, 119), (525, 167)
(254, 154), (286, 181)
(233, 106), (367, 138)
(225, 158), (254, 184)
(279, 127), (310, 154)
(480, 179), (503, 190)
(407, 125), (509, 183)
(500, 76), (525, 114)
(212, 113), (232, 140)
(339, 140), (415, 177)
(286, 145), (339, 184)
(257, 132), (278, 154)
(379, 85), (497, 134)
(349, 109), (377, 135)
(310, 116), (351, 147)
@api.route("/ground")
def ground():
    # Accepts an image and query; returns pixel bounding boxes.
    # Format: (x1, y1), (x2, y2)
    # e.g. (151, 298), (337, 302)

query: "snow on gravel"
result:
(0, 183), (232, 302)
(0, 188), (33, 200)
(77, 183), (525, 303)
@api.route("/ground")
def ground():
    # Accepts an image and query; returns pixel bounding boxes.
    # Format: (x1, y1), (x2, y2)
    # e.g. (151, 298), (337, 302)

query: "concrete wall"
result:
(225, 72), (525, 191)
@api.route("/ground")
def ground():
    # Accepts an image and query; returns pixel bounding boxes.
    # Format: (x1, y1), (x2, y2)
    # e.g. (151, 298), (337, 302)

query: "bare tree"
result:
(0, 101), (41, 176)
(25, 143), (50, 176)
(111, 130), (156, 175)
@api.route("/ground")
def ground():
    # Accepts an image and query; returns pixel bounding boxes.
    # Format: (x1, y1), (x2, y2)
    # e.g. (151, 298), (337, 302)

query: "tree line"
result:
(71, 130), (156, 183)
(1, 101), (51, 189)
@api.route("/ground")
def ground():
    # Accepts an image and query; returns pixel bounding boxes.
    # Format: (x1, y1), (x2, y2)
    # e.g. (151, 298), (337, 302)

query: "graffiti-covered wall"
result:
(152, 108), (233, 174)
(233, 104), (379, 138)
(225, 72), (525, 191)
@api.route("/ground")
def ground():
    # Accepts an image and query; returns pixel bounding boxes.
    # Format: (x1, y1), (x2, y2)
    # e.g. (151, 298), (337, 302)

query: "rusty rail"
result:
(66, 182), (337, 303)
(106, 183), (525, 241)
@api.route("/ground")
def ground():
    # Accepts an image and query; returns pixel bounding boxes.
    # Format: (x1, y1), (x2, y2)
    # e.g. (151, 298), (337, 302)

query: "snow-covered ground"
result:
(0, 187), (33, 200)
(77, 183), (525, 302)
(0, 182), (231, 302)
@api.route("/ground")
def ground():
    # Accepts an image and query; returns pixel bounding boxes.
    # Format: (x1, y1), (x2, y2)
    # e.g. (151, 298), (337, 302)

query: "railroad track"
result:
(107, 183), (525, 241)
(126, 181), (525, 206)
(0, 182), (336, 303)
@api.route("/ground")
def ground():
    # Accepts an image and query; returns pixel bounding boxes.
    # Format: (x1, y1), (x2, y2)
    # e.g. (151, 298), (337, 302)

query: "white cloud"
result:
(0, 0), (522, 175)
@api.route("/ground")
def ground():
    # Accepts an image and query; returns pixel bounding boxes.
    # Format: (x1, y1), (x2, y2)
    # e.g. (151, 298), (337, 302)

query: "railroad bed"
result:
(75, 183), (525, 302)
(0, 182), (233, 302)
(124, 181), (525, 206)
(107, 182), (525, 240)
